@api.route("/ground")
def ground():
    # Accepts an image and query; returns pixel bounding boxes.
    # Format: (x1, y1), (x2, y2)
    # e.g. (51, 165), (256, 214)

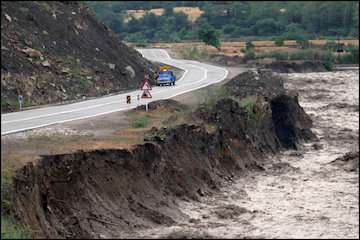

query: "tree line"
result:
(86, 1), (359, 43)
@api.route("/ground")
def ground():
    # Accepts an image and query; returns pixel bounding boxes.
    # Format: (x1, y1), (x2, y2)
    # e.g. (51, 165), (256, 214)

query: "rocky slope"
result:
(1, 1), (153, 112)
(11, 70), (316, 238)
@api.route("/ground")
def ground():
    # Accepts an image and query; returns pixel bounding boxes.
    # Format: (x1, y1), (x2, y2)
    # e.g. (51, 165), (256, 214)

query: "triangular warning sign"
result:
(140, 80), (152, 90)
(141, 89), (152, 99)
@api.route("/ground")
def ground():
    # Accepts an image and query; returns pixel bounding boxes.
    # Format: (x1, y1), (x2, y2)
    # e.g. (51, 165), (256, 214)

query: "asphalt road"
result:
(1, 49), (228, 135)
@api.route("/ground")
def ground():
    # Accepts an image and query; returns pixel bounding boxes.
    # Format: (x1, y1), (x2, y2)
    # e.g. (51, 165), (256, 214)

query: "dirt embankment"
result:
(1, 1), (154, 113)
(11, 70), (315, 238)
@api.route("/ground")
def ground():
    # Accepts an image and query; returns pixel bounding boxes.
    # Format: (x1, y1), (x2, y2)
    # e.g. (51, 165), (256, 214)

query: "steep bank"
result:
(1, 1), (153, 112)
(12, 70), (315, 238)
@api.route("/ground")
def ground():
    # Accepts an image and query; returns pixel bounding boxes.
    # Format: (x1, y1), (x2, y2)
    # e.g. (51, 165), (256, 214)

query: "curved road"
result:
(1, 49), (228, 135)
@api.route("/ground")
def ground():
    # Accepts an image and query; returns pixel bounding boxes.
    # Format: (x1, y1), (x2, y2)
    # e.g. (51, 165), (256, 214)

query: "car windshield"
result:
(159, 71), (172, 76)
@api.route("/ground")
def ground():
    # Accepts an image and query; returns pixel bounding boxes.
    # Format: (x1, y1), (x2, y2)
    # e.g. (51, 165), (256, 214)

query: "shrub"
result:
(295, 37), (310, 49)
(1, 172), (32, 239)
(322, 40), (338, 51)
(347, 45), (359, 64)
(132, 115), (150, 128)
(243, 50), (256, 62)
(240, 96), (257, 121)
(199, 86), (230, 110)
(274, 37), (285, 46)
(322, 51), (334, 71)
(245, 41), (254, 50)
(1, 215), (31, 239)
(182, 47), (203, 60)
(257, 51), (289, 60)
(198, 27), (221, 50)
(135, 42), (148, 48)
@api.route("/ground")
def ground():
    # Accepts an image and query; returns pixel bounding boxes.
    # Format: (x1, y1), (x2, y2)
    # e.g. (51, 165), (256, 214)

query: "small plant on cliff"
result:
(240, 96), (257, 121)
(1, 173), (32, 239)
(1, 215), (31, 239)
(132, 115), (150, 128)
(199, 86), (230, 110)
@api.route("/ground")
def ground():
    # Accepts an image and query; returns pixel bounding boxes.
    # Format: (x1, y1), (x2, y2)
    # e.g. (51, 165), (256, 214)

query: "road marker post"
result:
(18, 95), (23, 110)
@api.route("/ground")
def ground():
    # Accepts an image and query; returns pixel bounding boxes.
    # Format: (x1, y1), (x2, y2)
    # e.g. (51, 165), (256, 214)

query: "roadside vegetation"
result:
(253, 44), (359, 70)
(174, 41), (359, 70)
(1, 172), (32, 239)
(1, 215), (31, 239)
(132, 115), (150, 128)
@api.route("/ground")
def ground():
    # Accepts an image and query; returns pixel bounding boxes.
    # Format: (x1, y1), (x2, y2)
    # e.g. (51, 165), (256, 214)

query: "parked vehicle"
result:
(156, 66), (176, 86)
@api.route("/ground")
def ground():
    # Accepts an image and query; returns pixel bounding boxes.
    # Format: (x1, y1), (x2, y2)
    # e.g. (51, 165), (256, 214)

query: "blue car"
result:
(156, 70), (176, 86)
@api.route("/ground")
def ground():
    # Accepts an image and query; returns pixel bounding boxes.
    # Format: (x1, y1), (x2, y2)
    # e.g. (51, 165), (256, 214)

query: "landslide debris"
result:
(12, 70), (316, 238)
(1, 1), (153, 112)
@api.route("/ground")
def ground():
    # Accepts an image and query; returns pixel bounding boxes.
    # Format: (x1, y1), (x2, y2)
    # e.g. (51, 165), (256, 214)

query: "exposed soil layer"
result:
(1, 1), (154, 112)
(12, 70), (314, 238)
(135, 99), (187, 112)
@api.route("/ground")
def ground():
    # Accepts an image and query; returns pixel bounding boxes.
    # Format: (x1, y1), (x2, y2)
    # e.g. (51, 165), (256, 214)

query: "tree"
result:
(274, 37), (284, 46)
(295, 36), (310, 49)
(223, 24), (236, 34)
(245, 40), (254, 50)
(102, 12), (124, 33)
(198, 27), (221, 50)
(254, 18), (284, 36)
(86, 1), (357, 42)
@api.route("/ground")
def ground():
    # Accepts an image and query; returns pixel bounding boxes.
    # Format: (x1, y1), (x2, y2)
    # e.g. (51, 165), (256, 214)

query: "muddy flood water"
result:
(125, 70), (359, 239)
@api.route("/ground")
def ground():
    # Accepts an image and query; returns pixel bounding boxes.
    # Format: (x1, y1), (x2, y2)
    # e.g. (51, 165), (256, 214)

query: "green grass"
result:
(240, 96), (257, 121)
(1, 215), (31, 239)
(1, 174), (32, 239)
(198, 86), (230, 111)
(132, 115), (150, 128)
(1, 172), (14, 215)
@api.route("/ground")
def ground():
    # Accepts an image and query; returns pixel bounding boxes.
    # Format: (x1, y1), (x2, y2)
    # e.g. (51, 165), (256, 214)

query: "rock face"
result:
(330, 151), (359, 172)
(1, 1), (154, 112)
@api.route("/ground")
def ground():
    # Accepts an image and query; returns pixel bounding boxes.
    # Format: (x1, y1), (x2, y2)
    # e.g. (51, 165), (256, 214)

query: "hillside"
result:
(1, 1), (153, 112)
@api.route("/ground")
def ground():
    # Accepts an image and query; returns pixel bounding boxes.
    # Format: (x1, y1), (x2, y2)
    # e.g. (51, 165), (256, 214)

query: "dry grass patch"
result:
(173, 7), (204, 22)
